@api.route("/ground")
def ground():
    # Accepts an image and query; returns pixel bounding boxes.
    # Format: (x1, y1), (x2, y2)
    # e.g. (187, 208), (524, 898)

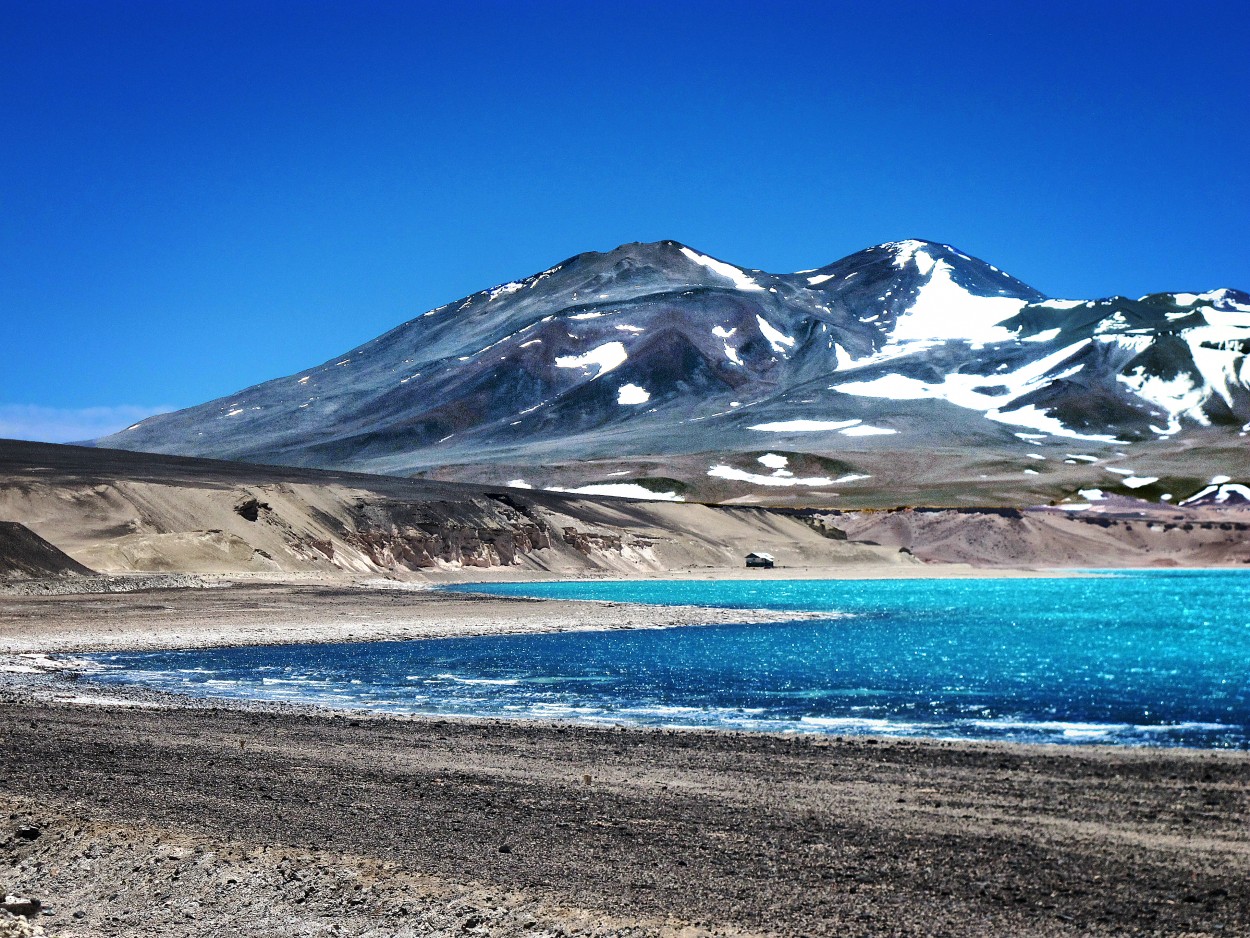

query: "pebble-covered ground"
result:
(3, 699), (1248, 937)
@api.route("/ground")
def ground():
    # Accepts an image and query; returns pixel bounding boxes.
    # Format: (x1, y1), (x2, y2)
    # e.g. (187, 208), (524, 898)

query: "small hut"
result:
(744, 551), (775, 569)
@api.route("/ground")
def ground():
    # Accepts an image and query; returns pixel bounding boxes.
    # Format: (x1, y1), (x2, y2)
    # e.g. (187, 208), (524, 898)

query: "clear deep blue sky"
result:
(2, 0), (1247, 441)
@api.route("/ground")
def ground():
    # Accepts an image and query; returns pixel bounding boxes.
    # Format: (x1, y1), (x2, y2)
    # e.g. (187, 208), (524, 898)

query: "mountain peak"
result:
(99, 238), (1250, 505)
(1153, 288), (1250, 311)
(802, 240), (1045, 302)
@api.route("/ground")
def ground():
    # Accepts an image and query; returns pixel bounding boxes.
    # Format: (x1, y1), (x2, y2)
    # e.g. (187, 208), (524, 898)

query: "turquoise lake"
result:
(83, 571), (1250, 747)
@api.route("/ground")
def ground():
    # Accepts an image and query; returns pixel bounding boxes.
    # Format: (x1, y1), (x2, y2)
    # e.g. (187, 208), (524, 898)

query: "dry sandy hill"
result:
(0, 439), (905, 580)
(828, 502), (1250, 568)
(2, 439), (1248, 582)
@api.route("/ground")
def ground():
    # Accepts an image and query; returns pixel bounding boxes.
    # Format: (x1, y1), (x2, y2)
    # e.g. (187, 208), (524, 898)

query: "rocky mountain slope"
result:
(98, 240), (1250, 507)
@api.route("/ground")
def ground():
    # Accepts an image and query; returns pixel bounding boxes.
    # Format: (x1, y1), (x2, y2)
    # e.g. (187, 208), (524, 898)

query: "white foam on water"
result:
(799, 715), (932, 734)
(970, 719), (1129, 738)
(433, 674), (520, 686)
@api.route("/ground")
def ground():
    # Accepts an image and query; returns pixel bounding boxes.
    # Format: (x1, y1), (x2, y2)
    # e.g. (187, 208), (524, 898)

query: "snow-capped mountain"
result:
(98, 240), (1250, 506)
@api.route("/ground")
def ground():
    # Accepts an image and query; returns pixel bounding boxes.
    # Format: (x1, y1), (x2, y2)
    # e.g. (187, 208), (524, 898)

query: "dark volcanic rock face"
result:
(98, 240), (1250, 501)
(0, 521), (96, 580)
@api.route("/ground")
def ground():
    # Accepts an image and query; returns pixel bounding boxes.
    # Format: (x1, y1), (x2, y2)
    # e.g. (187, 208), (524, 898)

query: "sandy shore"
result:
(0, 579), (837, 658)
(2, 578), (1249, 937)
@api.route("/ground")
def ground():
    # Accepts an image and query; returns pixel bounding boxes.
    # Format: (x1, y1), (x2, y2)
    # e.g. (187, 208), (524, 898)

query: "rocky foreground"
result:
(2, 699), (1248, 938)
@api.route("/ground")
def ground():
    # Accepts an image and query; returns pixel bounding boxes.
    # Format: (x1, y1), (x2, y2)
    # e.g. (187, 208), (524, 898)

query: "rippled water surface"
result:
(83, 571), (1250, 747)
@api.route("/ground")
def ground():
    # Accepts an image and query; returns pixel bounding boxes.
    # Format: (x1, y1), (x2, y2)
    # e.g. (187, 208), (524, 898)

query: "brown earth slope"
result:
(823, 502), (1250, 568)
(0, 439), (906, 579)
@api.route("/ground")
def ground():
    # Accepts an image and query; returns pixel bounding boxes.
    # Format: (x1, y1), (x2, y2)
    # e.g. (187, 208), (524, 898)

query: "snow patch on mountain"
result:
(547, 482), (683, 501)
(749, 419), (863, 433)
(1025, 328), (1062, 343)
(1181, 482), (1250, 506)
(1111, 304), (1250, 431)
(988, 404), (1126, 444)
(893, 259), (1023, 349)
(617, 383), (650, 405)
(555, 341), (628, 377)
(1167, 290), (1250, 310)
(833, 260), (1029, 373)
(709, 465), (839, 487)
(679, 247), (764, 292)
(889, 239), (937, 276)
(835, 339), (1131, 443)
(840, 425), (896, 436)
(713, 325), (744, 364)
(1116, 369), (1204, 434)
(756, 315), (795, 355)
(487, 281), (526, 302)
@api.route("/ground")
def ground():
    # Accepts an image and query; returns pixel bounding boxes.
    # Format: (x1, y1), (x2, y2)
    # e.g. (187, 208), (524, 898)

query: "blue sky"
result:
(2, 0), (1247, 441)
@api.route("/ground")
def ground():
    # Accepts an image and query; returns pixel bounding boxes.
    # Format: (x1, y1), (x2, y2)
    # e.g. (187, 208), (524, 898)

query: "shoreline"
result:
(0, 559), (1102, 657)
(0, 578), (835, 657)
(0, 561), (1091, 662)
(3, 574), (1250, 936)
(0, 574), (1242, 755)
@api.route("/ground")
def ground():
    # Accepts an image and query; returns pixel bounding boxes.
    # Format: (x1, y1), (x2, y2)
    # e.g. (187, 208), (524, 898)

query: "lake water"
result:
(82, 571), (1250, 747)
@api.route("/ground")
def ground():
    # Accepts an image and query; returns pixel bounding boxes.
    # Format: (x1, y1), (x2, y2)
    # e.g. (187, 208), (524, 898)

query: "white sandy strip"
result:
(0, 599), (828, 657)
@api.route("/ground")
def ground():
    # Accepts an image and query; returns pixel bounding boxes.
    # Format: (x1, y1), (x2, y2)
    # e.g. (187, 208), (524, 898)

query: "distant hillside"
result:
(0, 439), (904, 578)
(3, 440), (1248, 579)
(98, 239), (1250, 507)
